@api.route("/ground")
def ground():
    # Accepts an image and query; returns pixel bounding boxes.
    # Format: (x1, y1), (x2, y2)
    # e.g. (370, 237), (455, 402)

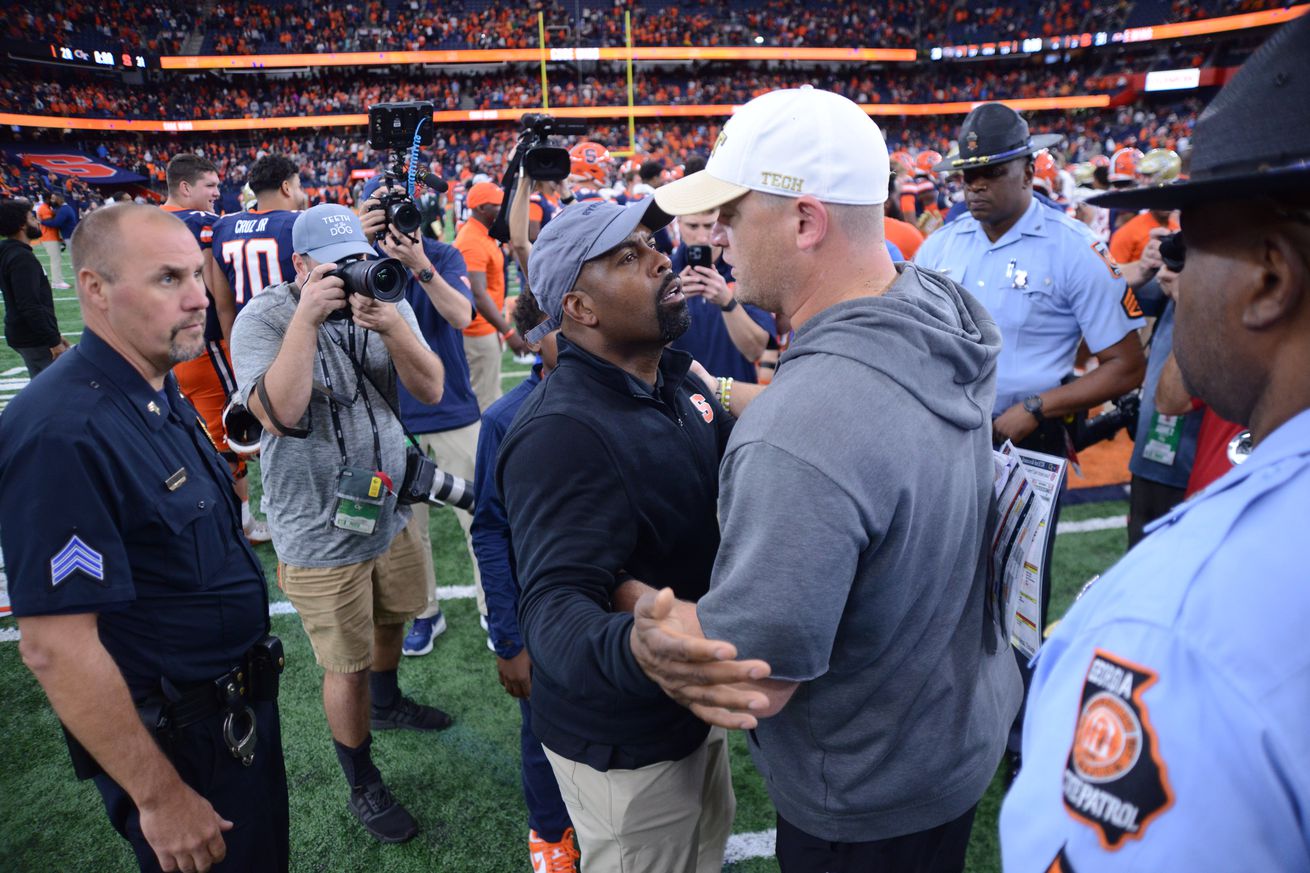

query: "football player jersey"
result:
(210, 209), (299, 313)
(162, 205), (220, 341)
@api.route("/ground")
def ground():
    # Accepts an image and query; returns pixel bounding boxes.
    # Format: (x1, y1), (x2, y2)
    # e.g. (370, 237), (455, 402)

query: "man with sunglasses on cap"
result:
(1001, 15), (1310, 871)
(495, 196), (737, 873)
(627, 86), (1022, 873)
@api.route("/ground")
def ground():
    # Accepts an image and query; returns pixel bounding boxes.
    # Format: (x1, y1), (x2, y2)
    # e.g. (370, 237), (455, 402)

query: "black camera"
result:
(518, 112), (589, 182)
(1073, 391), (1141, 450)
(1159, 231), (1185, 272)
(686, 245), (713, 269)
(325, 257), (407, 321)
(398, 446), (475, 511)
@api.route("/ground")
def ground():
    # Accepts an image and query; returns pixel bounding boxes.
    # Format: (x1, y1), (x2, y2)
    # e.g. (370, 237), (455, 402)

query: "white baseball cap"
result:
(655, 87), (890, 215)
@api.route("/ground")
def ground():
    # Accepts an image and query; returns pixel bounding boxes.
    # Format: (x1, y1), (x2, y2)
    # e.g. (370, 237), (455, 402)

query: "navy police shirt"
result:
(0, 330), (269, 698)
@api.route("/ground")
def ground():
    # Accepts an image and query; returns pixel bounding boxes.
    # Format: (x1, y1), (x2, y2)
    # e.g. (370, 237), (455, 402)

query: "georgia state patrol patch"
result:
(1063, 649), (1173, 849)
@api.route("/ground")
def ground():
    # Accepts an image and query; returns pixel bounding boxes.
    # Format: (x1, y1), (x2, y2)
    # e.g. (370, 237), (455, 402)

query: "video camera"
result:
(366, 101), (449, 240)
(489, 112), (590, 243)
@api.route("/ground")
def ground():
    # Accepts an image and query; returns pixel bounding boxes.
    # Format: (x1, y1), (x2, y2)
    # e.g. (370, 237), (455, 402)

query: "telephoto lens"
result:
(430, 469), (475, 511)
(333, 257), (406, 303)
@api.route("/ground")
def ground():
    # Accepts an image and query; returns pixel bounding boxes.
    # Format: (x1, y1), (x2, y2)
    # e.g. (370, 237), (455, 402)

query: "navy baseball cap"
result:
(291, 203), (375, 263)
(524, 199), (673, 343)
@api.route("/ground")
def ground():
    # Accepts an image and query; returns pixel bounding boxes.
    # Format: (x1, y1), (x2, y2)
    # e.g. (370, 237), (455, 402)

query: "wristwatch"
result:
(719, 298), (740, 313)
(1022, 394), (1045, 423)
(416, 266), (435, 283)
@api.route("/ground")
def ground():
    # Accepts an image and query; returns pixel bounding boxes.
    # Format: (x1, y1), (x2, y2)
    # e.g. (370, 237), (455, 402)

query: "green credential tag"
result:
(1141, 411), (1184, 466)
(333, 466), (385, 535)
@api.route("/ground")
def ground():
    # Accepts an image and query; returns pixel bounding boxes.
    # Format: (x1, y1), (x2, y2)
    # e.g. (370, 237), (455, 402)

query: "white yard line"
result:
(1056, 516), (1127, 534)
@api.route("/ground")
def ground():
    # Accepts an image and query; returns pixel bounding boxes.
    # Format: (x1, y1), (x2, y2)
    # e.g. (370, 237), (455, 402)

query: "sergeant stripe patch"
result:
(50, 535), (104, 587)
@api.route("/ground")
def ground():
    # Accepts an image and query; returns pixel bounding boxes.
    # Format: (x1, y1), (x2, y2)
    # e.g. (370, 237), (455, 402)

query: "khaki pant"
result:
(463, 332), (503, 412)
(277, 519), (428, 673)
(42, 240), (65, 286)
(412, 421), (485, 618)
(544, 728), (735, 873)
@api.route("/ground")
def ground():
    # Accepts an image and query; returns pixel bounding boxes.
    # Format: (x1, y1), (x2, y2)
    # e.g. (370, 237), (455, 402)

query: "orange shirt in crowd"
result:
(1110, 210), (1178, 265)
(36, 202), (60, 243)
(884, 217), (924, 261)
(455, 217), (505, 338)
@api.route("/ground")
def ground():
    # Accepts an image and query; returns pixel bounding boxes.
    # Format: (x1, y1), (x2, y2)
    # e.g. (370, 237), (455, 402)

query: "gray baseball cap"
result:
(291, 203), (375, 263)
(524, 199), (673, 343)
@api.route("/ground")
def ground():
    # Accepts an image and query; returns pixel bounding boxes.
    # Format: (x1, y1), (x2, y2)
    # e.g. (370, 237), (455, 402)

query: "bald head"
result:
(71, 204), (190, 288)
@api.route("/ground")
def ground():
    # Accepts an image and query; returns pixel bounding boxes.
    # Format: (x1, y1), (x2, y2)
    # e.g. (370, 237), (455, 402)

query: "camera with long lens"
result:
(1073, 391), (1141, 450)
(1158, 231), (1185, 272)
(398, 447), (475, 511)
(365, 101), (448, 241)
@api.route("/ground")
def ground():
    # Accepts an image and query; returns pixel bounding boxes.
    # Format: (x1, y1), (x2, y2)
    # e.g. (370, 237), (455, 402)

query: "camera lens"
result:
(366, 258), (406, 303)
(387, 200), (422, 235)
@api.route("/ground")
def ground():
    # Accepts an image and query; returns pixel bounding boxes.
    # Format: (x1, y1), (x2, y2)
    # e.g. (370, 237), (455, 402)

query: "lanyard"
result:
(316, 321), (383, 471)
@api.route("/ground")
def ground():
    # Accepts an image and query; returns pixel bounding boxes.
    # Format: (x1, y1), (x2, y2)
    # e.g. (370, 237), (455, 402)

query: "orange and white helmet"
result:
(890, 149), (915, 174)
(1109, 147), (1143, 183)
(1089, 154), (1111, 169)
(1136, 148), (1182, 185)
(915, 150), (943, 176)
(1033, 150), (1059, 192)
(570, 141), (612, 186)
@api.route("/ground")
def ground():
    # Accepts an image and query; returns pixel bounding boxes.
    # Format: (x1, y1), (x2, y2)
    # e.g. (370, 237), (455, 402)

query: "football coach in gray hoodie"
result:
(626, 87), (1023, 873)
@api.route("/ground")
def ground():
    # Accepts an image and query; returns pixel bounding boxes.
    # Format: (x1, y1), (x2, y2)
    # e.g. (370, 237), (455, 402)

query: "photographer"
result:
(358, 179), (487, 655)
(668, 209), (773, 383)
(229, 204), (451, 845)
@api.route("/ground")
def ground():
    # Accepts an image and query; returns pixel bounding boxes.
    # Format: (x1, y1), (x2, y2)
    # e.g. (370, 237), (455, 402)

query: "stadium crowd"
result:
(11, 0), (1291, 56)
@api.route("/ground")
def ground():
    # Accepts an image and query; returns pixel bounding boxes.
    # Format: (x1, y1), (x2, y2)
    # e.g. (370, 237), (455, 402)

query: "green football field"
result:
(0, 244), (1133, 872)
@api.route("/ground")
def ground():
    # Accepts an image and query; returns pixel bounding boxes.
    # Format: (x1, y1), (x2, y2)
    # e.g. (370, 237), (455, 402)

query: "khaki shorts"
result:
(278, 517), (428, 673)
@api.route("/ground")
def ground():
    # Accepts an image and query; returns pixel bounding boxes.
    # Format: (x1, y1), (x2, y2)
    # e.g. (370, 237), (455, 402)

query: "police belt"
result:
(64, 635), (284, 779)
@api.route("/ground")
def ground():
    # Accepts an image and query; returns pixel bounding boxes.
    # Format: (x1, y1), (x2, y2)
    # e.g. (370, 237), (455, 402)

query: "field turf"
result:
(0, 244), (1132, 871)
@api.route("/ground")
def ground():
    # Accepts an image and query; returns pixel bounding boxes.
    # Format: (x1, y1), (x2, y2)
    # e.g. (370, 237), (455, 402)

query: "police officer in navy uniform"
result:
(0, 204), (289, 873)
(1002, 17), (1310, 870)
(915, 103), (1146, 456)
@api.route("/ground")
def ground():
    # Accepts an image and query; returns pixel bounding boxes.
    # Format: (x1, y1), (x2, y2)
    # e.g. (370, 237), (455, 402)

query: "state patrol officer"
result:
(914, 103), (1146, 455)
(1001, 17), (1310, 870)
(0, 204), (289, 873)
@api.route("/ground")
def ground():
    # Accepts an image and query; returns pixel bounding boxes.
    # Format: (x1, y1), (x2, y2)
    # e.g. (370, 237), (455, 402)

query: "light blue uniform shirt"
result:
(1000, 407), (1310, 872)
(915, 198), (1143, 416)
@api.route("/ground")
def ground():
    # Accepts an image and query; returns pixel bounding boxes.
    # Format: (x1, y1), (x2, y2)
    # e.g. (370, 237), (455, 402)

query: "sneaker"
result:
(530, 827), (580, 873)
(371, 695), (453, 732)
(401, 612), (448, 656)
(348, 780), (418, 843)
(244, 517), (272, 545)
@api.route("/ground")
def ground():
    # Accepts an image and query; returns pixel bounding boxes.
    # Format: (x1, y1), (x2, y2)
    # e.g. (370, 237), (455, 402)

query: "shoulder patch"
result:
(1063, 649), (1173, 850)
(1090, 240), (1124, 280)
(51, 534), (105, 587)
(1120, 286), (1144, 319)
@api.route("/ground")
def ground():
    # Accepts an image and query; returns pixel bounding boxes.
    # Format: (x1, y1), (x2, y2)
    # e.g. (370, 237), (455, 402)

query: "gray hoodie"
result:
(698, 263), (1023, 842)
